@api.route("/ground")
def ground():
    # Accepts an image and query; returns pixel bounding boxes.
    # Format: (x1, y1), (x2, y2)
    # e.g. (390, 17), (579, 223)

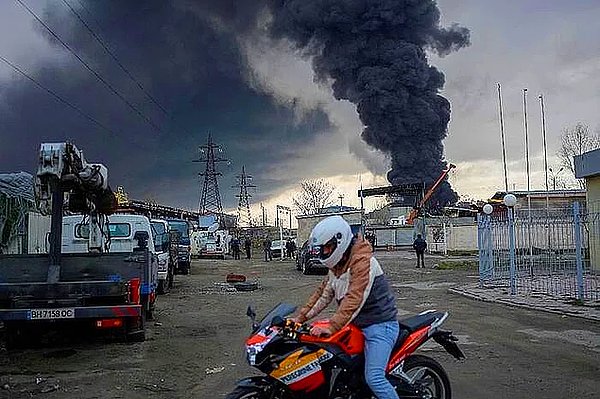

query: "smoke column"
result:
(266, 0), (470, 206)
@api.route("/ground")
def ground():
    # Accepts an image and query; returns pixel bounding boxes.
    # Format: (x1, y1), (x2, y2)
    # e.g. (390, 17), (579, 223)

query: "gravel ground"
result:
(0, 251), (598, 398)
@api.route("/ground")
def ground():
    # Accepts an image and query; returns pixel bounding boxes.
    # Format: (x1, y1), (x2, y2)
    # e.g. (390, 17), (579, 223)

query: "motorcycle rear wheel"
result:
(402, 355), (452, 399)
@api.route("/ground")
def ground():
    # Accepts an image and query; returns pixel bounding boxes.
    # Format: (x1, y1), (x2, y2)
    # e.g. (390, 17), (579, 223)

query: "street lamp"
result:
(483, 204), (494, 215)
(549, 167), (565, 190)
(276, 205), (291, 261)
(503, 194), (517, 295)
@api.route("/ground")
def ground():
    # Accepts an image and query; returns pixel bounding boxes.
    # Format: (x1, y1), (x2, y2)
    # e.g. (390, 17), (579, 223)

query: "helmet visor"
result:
(310, 236), (338, 261)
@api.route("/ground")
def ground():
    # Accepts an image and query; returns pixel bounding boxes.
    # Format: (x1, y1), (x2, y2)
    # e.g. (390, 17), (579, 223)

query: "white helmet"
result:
(308, 216), (353, 269)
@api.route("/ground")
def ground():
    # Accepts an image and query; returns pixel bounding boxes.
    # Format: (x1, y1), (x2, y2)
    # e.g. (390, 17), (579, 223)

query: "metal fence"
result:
(478, 202), (599, 302)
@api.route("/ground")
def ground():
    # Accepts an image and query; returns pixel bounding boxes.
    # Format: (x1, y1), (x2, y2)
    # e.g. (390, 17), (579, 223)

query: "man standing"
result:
(262, 236), (272, 262)
(244, 237), (252, 259)
(413, 234), (427, 268)
(231, 236), (241, 260)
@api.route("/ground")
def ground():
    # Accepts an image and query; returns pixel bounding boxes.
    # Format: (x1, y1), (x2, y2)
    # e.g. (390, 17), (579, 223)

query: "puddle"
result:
(517, 328), (600, 352)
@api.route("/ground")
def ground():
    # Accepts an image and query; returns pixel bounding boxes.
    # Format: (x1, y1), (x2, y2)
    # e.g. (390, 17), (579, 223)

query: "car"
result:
(270, 239), (285, 258)
(295, 240), (328, 275)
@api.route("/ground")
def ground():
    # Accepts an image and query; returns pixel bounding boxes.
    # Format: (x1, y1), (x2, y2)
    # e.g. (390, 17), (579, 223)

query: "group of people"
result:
(261, 237), (297, 262)
(228, 236), (298, 262)
(229, 236), (252, 260)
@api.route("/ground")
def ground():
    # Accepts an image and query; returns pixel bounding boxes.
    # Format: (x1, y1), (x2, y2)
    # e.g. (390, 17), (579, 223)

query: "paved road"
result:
(0, 252), (598, 398)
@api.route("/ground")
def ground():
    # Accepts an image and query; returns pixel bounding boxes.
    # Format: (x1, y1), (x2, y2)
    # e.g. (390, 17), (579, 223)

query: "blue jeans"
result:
(362, 320), (400, 399)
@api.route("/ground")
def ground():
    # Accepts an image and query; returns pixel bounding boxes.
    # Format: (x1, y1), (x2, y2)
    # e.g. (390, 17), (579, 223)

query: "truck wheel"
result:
(125, 317), (145, 343)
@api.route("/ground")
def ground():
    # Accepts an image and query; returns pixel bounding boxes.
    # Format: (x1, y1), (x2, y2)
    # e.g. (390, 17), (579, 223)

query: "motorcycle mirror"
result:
(271, 316), (284, 327)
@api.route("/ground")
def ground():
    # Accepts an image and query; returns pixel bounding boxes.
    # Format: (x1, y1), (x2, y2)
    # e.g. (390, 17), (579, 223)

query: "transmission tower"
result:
(233, 166), (256, 227)
(194, 134), (228, 215)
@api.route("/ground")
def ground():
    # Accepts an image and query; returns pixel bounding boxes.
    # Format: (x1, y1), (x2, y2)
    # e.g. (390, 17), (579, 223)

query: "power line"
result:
(14, 0), (162, 132)
(61, 0), (169, 116)
(0, 54), (119, 137)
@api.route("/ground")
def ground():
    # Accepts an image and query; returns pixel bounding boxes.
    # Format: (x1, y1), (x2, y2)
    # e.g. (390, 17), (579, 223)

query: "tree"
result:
(292, 179), (336, 215)
(557, 123), (600, 189)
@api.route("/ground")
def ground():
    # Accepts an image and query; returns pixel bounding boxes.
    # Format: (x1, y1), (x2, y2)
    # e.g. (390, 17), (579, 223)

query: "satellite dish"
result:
(208, 222), (220, 233)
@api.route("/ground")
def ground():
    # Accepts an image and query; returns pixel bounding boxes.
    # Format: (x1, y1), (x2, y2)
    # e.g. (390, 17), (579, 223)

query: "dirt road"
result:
(1, 252), (598, 398)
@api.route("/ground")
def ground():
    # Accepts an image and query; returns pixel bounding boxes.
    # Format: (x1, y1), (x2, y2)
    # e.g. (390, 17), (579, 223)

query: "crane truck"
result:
(0, 143), (156, 347)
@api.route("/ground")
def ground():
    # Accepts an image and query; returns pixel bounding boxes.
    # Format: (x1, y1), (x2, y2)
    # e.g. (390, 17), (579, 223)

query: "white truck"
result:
(150, 219), (175, 294)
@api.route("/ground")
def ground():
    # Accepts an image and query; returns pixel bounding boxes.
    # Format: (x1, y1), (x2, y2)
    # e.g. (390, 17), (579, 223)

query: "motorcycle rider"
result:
(293, 216), (400, 399)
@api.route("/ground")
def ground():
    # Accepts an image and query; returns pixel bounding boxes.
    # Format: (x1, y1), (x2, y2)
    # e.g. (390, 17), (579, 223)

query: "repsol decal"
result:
(270, 349), (333, 385)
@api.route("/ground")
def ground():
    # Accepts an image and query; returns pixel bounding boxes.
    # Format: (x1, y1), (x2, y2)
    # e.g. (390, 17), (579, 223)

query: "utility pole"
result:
(338, 194), (344, 210)
(233, 166), (256, 228)
(194, 134), (229, 216)
(497, 83), (509, 193)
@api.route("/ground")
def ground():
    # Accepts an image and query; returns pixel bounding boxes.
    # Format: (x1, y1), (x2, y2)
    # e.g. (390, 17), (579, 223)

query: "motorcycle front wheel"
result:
(401, 355), (452, 399)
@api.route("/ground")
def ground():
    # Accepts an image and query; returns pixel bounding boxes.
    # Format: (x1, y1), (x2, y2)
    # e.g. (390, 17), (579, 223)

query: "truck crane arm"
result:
(406, 163), (456, 225)
(37, 142), (116, 215)
(36, 143), (117, 269)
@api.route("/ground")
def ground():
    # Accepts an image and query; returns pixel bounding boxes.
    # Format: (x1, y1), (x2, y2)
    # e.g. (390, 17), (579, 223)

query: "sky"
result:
(0, 0), (598, 223)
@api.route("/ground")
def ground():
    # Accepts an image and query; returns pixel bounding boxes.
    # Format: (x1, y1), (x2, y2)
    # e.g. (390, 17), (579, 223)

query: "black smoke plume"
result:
(266, 0), (470, 207)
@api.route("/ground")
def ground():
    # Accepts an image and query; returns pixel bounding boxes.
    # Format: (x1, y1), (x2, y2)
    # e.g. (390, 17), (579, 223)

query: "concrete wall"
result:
(586, 176), (600, 271)
(428, 223), (478, 253)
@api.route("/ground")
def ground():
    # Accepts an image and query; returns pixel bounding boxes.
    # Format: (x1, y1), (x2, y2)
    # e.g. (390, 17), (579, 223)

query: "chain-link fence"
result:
(478, 202), (599, 302)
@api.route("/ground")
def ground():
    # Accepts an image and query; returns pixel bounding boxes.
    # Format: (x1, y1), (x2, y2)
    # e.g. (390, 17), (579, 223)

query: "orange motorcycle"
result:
(226, 303), (464, 399)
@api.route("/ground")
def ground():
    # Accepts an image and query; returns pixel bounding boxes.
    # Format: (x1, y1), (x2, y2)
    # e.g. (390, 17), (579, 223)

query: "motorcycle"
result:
(226, 303), (465, 399)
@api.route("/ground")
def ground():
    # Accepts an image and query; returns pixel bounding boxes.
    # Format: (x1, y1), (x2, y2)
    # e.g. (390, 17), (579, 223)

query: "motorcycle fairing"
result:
(270, 347), (334, 392)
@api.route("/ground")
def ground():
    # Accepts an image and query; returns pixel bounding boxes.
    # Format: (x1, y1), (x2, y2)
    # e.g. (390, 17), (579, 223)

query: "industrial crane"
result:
(406, 164), (456, 225)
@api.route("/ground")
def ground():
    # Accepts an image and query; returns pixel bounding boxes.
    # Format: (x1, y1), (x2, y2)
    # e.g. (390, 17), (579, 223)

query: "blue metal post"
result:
(487, 215), (494, 278)
(508, 207), (517, 295)
(477, 214), (484, 287)
(573, 202), (584, 301)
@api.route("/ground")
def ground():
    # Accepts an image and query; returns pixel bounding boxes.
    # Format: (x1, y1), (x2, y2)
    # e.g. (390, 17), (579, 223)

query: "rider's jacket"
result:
(297, 236), (397, 333)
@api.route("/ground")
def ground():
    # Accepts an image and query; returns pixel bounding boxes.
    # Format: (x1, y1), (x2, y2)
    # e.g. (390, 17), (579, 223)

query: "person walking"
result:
(285, 239), (294, 259)
(244, 237), (252, 259)
(262, 237), (272, 262)
(412, 234), (427, 268)
(231, 236), (241, 260)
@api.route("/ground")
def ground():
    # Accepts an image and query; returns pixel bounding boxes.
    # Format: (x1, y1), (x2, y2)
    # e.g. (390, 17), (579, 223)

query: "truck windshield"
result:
(168, 221), (189, 238)
(151, 222), (166, 235)
(76, 223), (131, 238)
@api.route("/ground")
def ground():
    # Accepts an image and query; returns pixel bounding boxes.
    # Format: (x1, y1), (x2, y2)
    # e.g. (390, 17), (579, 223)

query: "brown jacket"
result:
(297, 237), (395, 333)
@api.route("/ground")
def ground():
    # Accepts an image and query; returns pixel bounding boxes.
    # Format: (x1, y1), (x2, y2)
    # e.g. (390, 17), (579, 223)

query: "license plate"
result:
(29, 308), (75, 320)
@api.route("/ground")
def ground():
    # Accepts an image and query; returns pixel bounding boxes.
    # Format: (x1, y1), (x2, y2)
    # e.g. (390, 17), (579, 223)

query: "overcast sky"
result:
(0, 0), (598, 220)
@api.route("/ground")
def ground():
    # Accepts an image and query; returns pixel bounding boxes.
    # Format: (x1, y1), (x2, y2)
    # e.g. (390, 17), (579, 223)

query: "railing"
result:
(478, 202), (599, 302)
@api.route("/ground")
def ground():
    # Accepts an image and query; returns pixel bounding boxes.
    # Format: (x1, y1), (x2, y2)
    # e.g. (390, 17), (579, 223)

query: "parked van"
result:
(151, 219), (175, 294)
